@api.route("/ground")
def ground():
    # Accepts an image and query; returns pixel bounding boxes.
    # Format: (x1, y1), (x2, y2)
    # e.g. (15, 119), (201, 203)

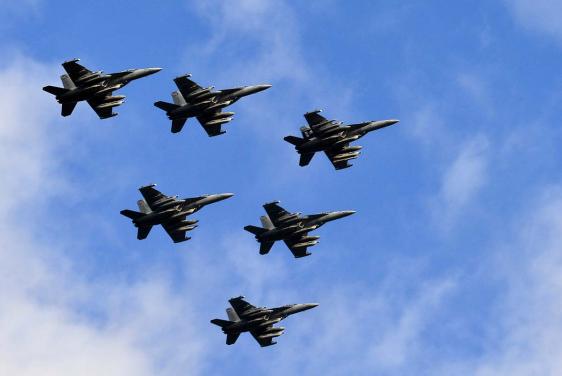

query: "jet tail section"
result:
(120, 209), (144, 220)
(284, 135), (306, 146)
(171, 91), (187, 106)
(171, 118), (187, 133)
(137, 225), (152, 240)
(226, 332), (241, 345)
(260, 215), (274, 229)
(210, 319), (233, 328)
(260, 241), (275, 255)
(299, 152), (315, 166)
(60, 74), (76, 89)
(42, 85), (68, 96)
(244, 225), (268, 236)
(61, 102), (77, 117)
(137, 199), (152, 214)
(154, 101), (180, 112)
(226, 308), (240, 322)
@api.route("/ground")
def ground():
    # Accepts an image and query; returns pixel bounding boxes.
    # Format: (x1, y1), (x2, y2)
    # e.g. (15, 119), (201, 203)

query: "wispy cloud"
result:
(504, 0), (562, 43)
(435, 135), (490, 225)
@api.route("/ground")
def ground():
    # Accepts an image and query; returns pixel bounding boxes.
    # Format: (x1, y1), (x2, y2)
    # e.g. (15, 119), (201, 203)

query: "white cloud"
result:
(434, 135), (490, 226)
(0, 55), (208, 376)
(469, 187), (562, 375)
(505, 0), (562, 42)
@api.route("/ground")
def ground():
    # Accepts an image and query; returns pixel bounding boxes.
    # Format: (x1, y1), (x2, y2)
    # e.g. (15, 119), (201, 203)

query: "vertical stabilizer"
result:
(60, 74), (76, 90)
(300, 126), (314, 139)
(226, 308), (240, 322)
(137, 199), (152, 214)
(172, 91), (187, 106)
(260, 215), (274, 229)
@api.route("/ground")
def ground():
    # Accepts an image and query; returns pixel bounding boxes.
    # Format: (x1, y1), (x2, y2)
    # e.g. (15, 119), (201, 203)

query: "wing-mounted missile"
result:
(204, 100), (233, 113)
(258, 329), (285, 340)
(74, 71), (103, 84)
(261, 326), (285, 335)
(332, 151), (361, 162)
(94, 84), (124, 96)
(340, 145), (362, 153)
(298, 235), (320, 242)
(208, 111), (235, 120)
(188, 88), (217, 102)
(96, 99), (125, 109)
(205, 117), (233, 126)
(102, 95), (126, 102)
(257, 318), (282, 327)
(291, 225), (319, 236)
(332, 135), (360, 147)
(292, 240), (319, 249)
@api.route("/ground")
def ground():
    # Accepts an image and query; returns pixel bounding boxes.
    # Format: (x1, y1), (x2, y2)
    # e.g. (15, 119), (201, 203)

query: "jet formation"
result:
(244, 201), (355, 258)
(284, 110), (399, 170)
(211, 296), (318, 347)
(154, 74), (271, 136)
(43, 58), (161, 119)
(120, 184), (233, 243)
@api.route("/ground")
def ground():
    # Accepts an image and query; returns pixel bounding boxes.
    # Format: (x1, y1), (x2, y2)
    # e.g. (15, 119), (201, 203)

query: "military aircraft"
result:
(120, 184), (233, 243)
(43, 58), (161, 119)
(244, 201), (355, 258)
(154, 74), (271, 136)
(284, 110), (399, 170)
(211, 296), (318, 347)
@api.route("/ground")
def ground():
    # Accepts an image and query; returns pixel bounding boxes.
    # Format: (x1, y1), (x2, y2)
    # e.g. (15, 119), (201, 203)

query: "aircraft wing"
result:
(250, 328), (276, 347)
(229, 296), (256, 318)
(324, 144), (354, 170)
(174, 75), (208, 103)
(62, 59), (92, 84)
(139, 185), (174, 209)
(87, 96), (117, 119)
(304, 111), (328, 127)
(263, 202), (292, 227)
(162, 218), (191, 243)
(196, 115), (228, 137)
(284, 235), (312, 258)
(304, 111), (347, 138)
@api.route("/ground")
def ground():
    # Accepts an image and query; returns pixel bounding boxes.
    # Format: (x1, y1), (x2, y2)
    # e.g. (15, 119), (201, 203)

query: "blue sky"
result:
(1, 1), (561, 375)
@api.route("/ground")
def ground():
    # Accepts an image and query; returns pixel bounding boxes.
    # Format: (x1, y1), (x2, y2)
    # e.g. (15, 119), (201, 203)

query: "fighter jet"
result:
(284, 110), (399, 170)
(244, 201), (355, 258)
(43, 58), (161, 119)
(154, 74), (271, 136)
(120, 184), (233, 243)
(211, 296), (318, 347)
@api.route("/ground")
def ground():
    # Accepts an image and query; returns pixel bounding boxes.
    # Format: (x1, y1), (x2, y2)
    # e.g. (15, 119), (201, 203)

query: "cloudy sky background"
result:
(0, 1), (561, 375)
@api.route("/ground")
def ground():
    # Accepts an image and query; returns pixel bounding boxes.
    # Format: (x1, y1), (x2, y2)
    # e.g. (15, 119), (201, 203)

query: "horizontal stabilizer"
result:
(299, 152), (315, 166)
(120, 209), (144, 220)
(171, 118), (187, 133)
(154, 101), (180, 112)
(260, 241), (275, 255)
(244, 225), (268, 236)
(137, 225), (152, 240)
(210, 319), (233, 328)
(284, 135), (306, 146)
(61, 102), (77, 117)
(226, 332), (241, 345)
(42, 85), (68, 96)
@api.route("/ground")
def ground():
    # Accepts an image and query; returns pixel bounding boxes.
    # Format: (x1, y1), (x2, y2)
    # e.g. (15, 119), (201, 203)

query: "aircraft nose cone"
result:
(302, 303), (319, 311)
(251, 84), (272, 93)
(387, 119), (399, 125)
(339, 210), (356, 218)
(148, 67), (162, 74)
(208, 193), (235, 203)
